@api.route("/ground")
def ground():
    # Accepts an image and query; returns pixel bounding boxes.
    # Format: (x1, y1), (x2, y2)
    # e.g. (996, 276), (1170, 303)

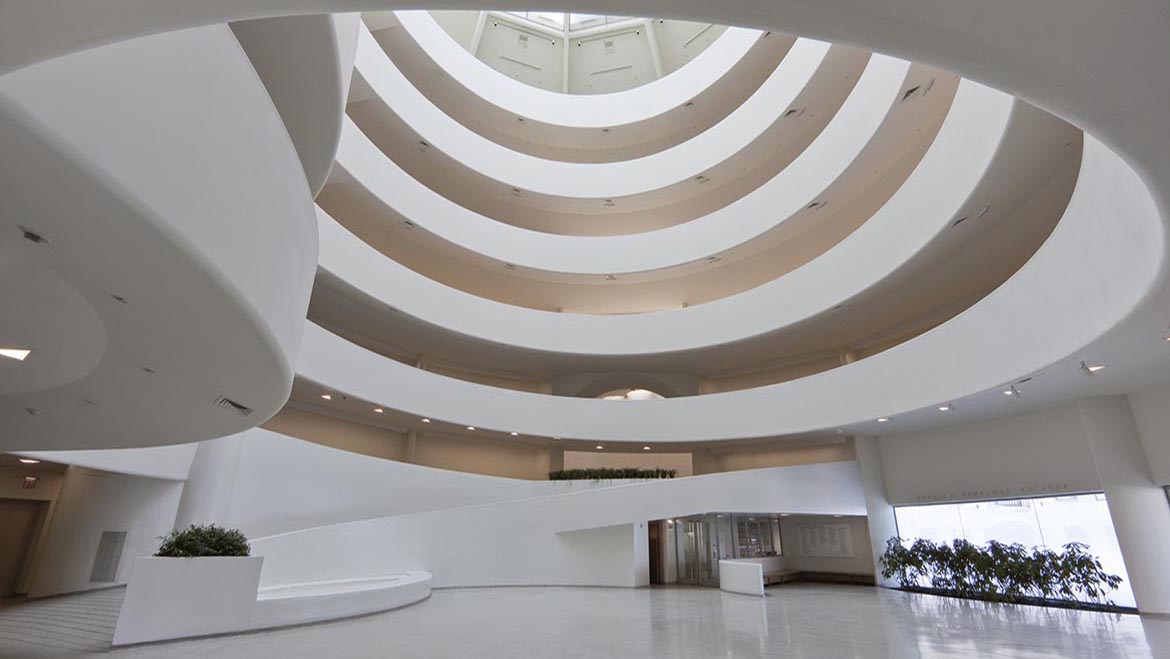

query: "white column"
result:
(547, 446), (564, 474)
(173, 433), (244, 530)
(403, 429), (418, 464)
(854, 436), (900, 587)
(1079, 396), (1170, 614)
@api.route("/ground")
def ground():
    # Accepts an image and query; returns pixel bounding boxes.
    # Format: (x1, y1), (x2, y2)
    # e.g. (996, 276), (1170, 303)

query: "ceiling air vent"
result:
(901, 85), (922, 102)
(215, 396), (253, 417)
(952, 216), (969, 227)
(806, 200), (828, 211)
(19, 226), (50, 245)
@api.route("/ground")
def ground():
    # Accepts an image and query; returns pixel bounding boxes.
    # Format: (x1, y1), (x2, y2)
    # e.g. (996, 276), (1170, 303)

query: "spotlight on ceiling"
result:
(466, 426), (476, 431)
(0, 348), (32, 361)
(1003, 385), (1020, 396)
(510, 432), (519, 436)
(643, 446), (651, 451)
(374, 408), (384, 414)
(1080, 361), (1106, 376)
(320, 393), (332, 400)
(18, 458), (40, 464)
(595, 445), (604, 450)
(877, 417), (891, 423)
(937, 403), (953, 412)
(421, 418), (431, 423)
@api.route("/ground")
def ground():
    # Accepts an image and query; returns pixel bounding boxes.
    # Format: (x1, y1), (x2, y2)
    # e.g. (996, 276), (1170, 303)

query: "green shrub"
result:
(155, 524), (250, 558)
(879, 536), (1122, 607)
(548, 467), (677, 481)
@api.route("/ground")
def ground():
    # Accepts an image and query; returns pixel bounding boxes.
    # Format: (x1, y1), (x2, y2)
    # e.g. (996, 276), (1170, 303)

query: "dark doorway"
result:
(648, 520), (664, 584)
(0, 498), (44, 597)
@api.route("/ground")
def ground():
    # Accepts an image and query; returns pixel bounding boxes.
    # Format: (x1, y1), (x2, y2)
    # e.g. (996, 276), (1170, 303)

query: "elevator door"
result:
(0, 499), (42, 597)
(677, 516), (720, 587)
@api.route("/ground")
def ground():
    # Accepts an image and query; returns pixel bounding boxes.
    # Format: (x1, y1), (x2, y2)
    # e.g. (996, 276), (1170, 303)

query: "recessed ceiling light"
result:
(1081, 361), (1106, 375)
(421, 418), (431, 423)
(374, 408), (384, 414)
(833, 515), (845, 518)
(18, 458), (40, 464)
(553, 436), (562, 440)
(643, 446), (651, 450)
(1003, 385), (1020, 396)
(877, 417), (891, 423)
(937, 403), (952, 412)
(510, 431), (519, 436)
(595, 445), (604, 450)
(0, 348), (31, 361)
(466, 426), (476, 431)
(320, 393), (332, 400)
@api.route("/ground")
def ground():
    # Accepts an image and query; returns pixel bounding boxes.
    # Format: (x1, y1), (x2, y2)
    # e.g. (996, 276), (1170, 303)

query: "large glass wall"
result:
(674, 513), (782, 586)
(894, 493), (1135, 607)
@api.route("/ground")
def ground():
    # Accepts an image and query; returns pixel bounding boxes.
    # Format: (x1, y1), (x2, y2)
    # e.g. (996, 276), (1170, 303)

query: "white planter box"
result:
(719, 560), (765, 596)
(113, 556), (263, 646)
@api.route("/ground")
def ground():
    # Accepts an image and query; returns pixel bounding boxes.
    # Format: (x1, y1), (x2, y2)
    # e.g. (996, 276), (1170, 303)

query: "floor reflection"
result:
(3, 582), (1168, 658)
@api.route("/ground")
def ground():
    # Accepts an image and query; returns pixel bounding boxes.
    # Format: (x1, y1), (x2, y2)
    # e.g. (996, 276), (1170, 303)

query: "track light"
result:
(1080, 361), (1106, 376)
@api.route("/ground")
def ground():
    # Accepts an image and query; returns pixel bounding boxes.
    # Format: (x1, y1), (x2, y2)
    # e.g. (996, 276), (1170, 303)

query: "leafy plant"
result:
(548, 467), (677, 481)
(879, 536), (1122, 607)
(155, 524), (250, 557)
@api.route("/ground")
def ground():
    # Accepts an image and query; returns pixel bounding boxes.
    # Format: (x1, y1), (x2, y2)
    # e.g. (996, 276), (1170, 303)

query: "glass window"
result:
(733, 515), (781, 558)
(894, 493), (1135, 607)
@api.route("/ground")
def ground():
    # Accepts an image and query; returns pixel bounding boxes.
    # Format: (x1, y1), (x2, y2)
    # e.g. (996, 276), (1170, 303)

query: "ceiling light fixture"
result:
(510, 431), (519, 436)
(877, 417), (891, 423)
(18, 458), (40, 464)
(320, 393), (332, 400)
(643, 446), (651, 451)
(0, 348), (31, 361)
(374, 408), (384, 414)
(421, 418), (431, 423)
(937, 403), (952, 412)
(1080, 361), (1106, 375)
(466, 426), (476, 431)
(595, 445), (604, 450)
(1003, 385), (1020, 396)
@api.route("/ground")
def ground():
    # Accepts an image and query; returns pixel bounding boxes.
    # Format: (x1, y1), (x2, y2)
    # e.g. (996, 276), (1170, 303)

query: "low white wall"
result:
(719, 560), (764, 596)
(251, 461), (866, 589)
(113, 556), (263, 646)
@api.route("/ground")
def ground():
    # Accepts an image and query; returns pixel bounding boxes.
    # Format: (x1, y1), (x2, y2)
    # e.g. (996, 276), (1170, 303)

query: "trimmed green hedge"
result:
(155, 524), (250, 557)
(549, 467), (677, 481)
(880, 537), (1122, 607)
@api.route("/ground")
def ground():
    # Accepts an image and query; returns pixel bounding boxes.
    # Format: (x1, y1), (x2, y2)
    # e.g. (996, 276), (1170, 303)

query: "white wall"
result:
(27, 467), (183, 598)
(879, 405), (1101, 505)
(778, 515), (875, 576)
(251, 460), (866, 589)
(1127, 386), (1170, 485)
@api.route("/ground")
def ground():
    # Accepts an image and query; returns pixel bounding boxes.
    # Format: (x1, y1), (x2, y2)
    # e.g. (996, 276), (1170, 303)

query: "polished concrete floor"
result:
(2, 583), (1169, 658)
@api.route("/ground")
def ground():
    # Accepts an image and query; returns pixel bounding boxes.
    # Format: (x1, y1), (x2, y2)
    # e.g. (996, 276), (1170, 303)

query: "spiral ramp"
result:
(3, 1), (1170, 645)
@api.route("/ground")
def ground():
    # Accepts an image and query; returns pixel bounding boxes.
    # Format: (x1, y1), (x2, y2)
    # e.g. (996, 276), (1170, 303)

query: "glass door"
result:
(675, 515), (721, 587)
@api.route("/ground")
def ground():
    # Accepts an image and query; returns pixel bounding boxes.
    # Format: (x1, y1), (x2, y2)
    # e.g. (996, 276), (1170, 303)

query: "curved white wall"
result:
(332, 53), (912, 273)
(0, 25), (317, 452)
(301, 133), (1162, 442)
(319, 81), (1017, 358)
(251, 459), (866, 588)
(354, 24), (835, 200)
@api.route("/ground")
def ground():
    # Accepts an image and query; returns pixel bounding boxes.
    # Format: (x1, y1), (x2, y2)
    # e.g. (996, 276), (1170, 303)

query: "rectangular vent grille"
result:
(89, 531), (126, 583)
(215, 396), (253, 417)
